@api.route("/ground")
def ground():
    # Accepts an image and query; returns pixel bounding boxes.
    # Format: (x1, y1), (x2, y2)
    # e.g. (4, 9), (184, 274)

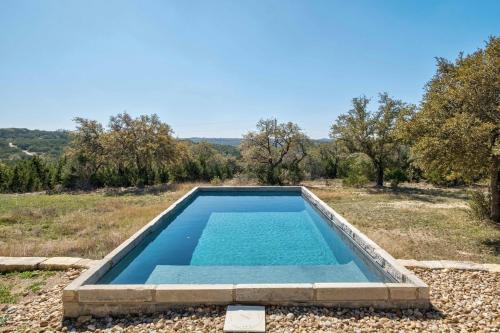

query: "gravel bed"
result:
(0, 268), (498, 332)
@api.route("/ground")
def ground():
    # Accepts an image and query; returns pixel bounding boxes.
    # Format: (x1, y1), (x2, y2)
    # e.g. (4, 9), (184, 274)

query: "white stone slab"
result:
(224, 305), (265, 333)
(40, 257), (82, 270)
(0, 256), (47, 272)
(483, 263), (500, 273)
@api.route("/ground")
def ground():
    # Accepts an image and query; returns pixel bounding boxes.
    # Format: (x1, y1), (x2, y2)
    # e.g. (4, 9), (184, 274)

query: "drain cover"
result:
(223, 305), (266, 332)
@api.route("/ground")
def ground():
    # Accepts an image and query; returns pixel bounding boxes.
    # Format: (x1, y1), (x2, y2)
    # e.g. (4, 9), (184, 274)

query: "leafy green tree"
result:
(67, 113), (178, 188)
(241, 119), (310, 184)
(67, 118), (106, 188)
(319, 141), (346, 179)
(408, 37), (500, 222)
(191, 142), (223, 181)
(304, 141), (345, 179)
(168, 141), (201, 182)
(303, 145), (324, 179)
(106, 113), (177, 186)
(0, 163), (12, 192)
(330, 93), (415, 186)
(6, 158), (48, 192)
(166, 140), (240, 182)
(340, 153), (374, 187)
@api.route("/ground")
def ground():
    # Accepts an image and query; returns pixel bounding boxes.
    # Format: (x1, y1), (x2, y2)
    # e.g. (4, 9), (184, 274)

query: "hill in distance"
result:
(0, 129), (244, 161)
(0, 128), (71, 161)
(0, 129), (330, 162)
(186, 137), (242, 146)
(186, 137), (331, 146)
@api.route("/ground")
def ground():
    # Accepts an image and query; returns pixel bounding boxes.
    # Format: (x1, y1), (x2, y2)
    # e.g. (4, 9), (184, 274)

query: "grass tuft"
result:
(0, 270), (56, 304)
(0, 284), (18, 304)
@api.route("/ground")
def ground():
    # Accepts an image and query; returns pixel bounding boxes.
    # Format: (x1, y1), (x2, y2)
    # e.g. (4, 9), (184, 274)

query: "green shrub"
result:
(468, 190), (491, 222)
(426, 169), (465, 187)
(210, 176), (222, 185)
(0, 284), (17, 304)
(343, 173), (369, 187)
(386, 168), (407, 189)
(340, 153), (373, 187)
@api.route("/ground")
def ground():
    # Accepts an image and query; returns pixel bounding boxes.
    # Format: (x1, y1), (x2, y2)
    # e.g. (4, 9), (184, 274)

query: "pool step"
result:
(224, 305), (266, 333)
(146, 263), (371, 284)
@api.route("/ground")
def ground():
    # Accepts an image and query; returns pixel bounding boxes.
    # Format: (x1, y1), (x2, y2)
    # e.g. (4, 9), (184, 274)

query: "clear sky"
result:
(0, 0), (499, 138)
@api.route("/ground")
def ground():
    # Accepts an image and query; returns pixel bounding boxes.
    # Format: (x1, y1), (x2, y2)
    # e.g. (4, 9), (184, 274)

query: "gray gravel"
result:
(0, 268), (498, 332)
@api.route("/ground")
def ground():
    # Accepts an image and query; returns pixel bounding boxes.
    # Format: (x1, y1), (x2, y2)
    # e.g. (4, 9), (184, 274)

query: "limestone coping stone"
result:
(235, 283), (314, 303)
(482, 264), (500, 273)
(0, 256), (99, 273)
(156, 284), (234, 303)
(68, 283), (419, 308)
(0, 256), (47, 272)
(314, 283), (388, 301)
(39, 257), (84, 270)
(78, 285), (156, 303)
(385, 283), (418, 300)
(397, 259), (498, 272)
(74, 258), (100, 268)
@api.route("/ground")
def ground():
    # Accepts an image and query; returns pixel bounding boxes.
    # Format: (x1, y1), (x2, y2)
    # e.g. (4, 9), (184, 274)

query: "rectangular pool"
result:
(99, 191), (390, 284)
(63, 186), (429, 317)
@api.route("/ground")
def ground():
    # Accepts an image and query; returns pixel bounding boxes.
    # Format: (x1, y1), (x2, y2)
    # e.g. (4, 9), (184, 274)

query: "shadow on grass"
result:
(101, 183), (176, 197)
(45, 183), (179, 197)
(366, 184), (470, 203)
(481, 237), (500, 256)
(62, 304), (445, 331)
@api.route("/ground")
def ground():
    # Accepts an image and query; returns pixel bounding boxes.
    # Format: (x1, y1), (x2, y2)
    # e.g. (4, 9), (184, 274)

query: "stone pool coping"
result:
(0, 256), (99, 272)
(54, 186), (434, 316)
(60, 186), (432, 317)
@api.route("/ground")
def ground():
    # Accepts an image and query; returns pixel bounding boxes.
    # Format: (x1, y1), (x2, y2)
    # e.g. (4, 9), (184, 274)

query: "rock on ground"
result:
(0, 268), (498, 332)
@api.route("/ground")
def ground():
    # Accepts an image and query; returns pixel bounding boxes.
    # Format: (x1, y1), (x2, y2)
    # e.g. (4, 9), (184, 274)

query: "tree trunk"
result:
(375, 164), (384, 187)
(266, 164), (276, 185)
(490, 156), (500, 223)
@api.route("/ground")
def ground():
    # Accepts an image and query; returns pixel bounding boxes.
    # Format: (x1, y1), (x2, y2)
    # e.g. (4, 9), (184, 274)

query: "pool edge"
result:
(63, 186), (429, 317)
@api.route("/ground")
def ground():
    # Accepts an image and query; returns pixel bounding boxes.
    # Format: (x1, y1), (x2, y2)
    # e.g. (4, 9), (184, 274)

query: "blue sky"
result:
(0, 1), (498, 138)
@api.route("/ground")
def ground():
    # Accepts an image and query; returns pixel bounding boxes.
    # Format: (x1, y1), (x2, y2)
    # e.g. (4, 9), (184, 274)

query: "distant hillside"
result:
(315, 138), (331, 144)
(0, 130), (243, 162)
(0, 129), (330, 162)
(185, 137), (242, 146)
(0, 128), (70, 161)
(186, 137), (331, 146)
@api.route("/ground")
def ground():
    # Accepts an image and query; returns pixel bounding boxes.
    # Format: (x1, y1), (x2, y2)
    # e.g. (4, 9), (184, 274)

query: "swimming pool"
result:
(63, 186), (429, 317)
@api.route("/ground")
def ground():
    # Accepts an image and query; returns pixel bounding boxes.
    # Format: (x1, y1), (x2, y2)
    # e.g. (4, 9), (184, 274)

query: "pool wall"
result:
(63, 186), (429, 317)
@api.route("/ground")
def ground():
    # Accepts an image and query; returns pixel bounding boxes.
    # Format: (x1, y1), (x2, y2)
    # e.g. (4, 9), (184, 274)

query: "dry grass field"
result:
(0, 180), (498, 263)
(306, 180), (499, 264)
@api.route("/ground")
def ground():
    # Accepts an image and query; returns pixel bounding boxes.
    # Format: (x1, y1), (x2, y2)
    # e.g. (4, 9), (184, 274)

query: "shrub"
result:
(340, 153), (373, 187)
(343, 173), (369, 187)
(210, 176), (223, 186)
(426, 170), (465, 187)
(386, 168), (407, 189)
(468, 190), (491, 222)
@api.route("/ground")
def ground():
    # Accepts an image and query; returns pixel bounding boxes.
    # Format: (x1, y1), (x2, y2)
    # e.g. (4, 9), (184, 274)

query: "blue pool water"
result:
(98, 191), (391, 284)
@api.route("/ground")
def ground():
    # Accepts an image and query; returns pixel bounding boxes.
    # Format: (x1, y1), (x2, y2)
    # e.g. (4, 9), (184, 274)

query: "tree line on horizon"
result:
(0, 37), (498, 222)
